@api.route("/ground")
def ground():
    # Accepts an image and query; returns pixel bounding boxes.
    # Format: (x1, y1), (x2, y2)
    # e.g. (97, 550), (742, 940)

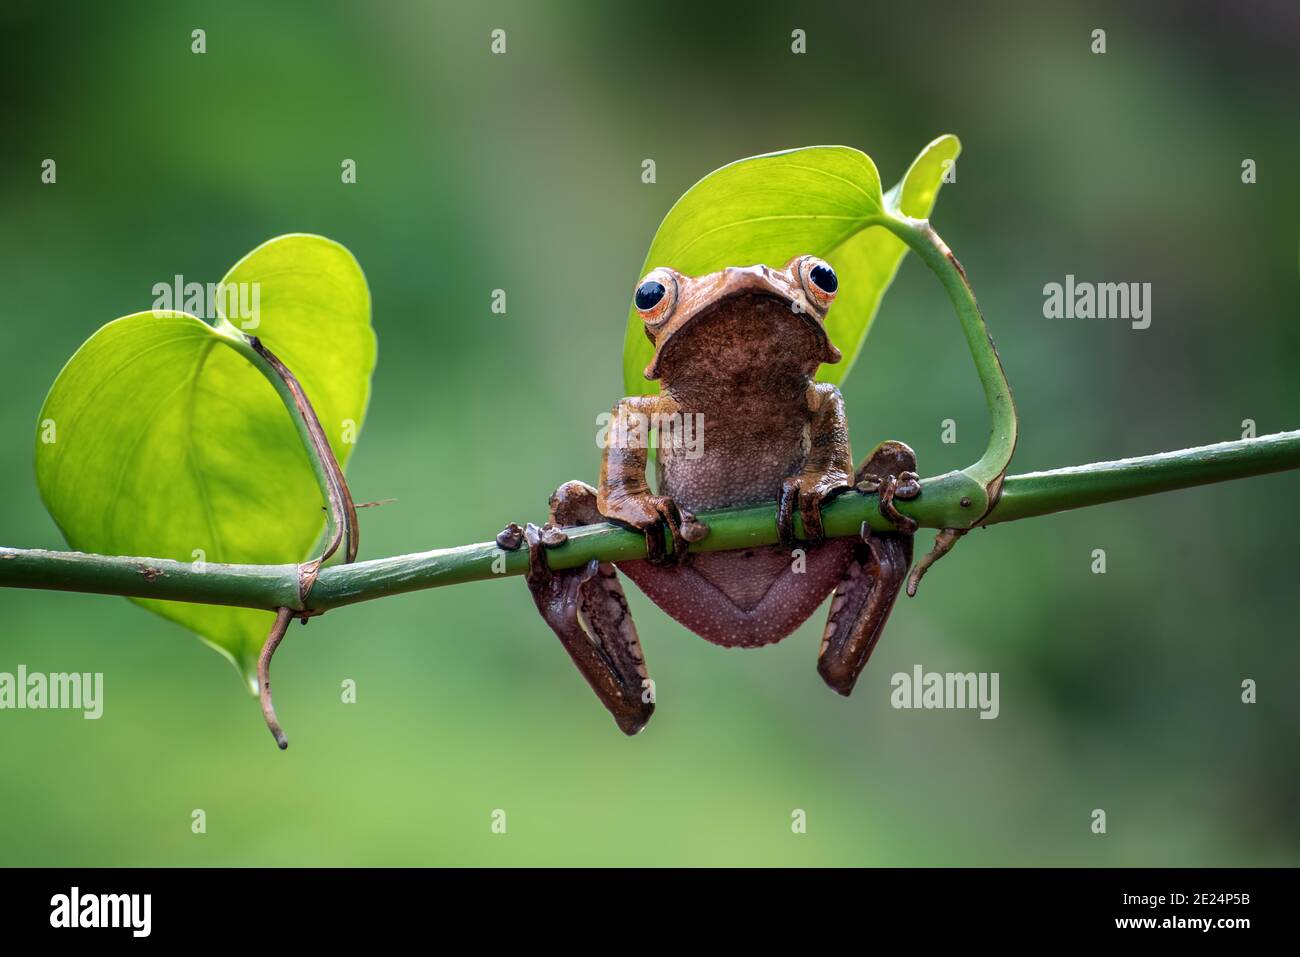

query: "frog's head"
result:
(634, 255), (842, 381)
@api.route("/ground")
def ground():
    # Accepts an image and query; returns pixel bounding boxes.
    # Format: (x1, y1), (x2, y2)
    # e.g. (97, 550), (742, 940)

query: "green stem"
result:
(985, 429), (1300, 524)
(3, 431), (1296, 612)
(876, 213), (1019, 511)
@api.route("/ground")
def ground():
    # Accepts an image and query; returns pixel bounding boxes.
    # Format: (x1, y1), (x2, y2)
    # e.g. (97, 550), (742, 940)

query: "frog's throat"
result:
(643, 292), (840, 380)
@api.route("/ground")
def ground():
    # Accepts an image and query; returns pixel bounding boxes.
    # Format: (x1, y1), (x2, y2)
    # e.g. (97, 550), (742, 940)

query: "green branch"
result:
(4, 430), (1296, 613)
(877, 214), (1018, 505)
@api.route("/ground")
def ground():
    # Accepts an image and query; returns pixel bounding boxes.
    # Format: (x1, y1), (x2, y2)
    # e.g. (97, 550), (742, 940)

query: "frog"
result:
(498, 255), (921, 735)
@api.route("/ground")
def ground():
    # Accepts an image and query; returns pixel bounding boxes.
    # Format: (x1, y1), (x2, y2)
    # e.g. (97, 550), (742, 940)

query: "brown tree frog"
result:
(499, 256), (920, 734)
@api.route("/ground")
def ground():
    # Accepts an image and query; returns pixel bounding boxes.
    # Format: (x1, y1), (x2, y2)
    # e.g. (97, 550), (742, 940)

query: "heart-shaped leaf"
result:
(622, 135), (960, 394)
(35, 234), (375, 687)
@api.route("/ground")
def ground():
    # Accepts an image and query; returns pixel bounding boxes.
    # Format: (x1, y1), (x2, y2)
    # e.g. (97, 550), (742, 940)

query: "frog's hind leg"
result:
(503, 481), (654, 735)
(817, 441), (920, 696)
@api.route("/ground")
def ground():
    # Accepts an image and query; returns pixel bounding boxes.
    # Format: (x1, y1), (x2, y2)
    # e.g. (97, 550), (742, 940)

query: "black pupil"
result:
(635, 280), (666, 311)
(810, 264), (838, 293)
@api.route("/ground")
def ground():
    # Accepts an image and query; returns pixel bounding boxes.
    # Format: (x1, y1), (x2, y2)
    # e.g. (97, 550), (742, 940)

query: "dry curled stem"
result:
(258, 607), (295, 750)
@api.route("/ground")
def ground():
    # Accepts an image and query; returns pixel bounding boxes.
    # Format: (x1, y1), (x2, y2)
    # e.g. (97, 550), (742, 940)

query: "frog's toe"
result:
(777, 478), (800, 548)
(856, 441), (920, 534)
(521, 521), (569, 587)
(778, 478), (839, 546)
(495, 522), (525, 551)
(522, 521), (552, 585)
(638, 516), (670, 566)
(801, 492), (826, 545)
(679, 509), (709, 543)
(659, 498), (694, 565)
(634, 496), (694, 567)
(895, 470), (922, 501)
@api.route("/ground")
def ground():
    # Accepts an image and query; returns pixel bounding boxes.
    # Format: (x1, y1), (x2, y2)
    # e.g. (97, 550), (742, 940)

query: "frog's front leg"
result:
(777, 382), (855, 548)
(598, 394), (707, 565)
(499, 481), (655, 735)
(817, 440), (921, 695)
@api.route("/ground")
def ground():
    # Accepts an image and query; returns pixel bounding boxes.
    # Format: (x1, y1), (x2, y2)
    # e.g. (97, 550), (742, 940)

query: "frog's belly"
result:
(618, 539), (854, 648)
(656, 420), (809, 513)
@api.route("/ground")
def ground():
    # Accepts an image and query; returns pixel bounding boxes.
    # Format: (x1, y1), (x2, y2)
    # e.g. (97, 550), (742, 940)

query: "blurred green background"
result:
(1, 0), (1296, 866)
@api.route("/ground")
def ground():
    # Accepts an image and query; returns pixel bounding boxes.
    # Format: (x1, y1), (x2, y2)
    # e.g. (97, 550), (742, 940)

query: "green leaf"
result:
(35, 234), (375, 687)
(622, 135), (960, 394)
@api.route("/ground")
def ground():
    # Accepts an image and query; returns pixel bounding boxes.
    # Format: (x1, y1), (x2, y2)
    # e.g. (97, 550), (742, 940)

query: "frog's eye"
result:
(635, 281), (665, 310)
(797, 257), (838, 310)
(633, 270), (676, 324)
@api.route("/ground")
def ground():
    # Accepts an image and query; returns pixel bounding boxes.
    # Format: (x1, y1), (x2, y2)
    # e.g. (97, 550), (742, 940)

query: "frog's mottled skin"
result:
(503, 256), (919, 734)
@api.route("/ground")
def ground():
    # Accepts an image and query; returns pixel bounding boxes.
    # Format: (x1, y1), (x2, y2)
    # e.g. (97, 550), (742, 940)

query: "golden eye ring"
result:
(797, 256), (838, 310)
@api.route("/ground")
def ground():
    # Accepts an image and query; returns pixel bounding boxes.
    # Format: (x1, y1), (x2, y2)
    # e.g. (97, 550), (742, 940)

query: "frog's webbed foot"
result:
(818, 441), (919, 696)
(600, 487), (706, 566)
(495, 522), (524, 551)
(851, 440), (961, 597)
(854, 441), (921, 533)
(777, 475), (852, 549)
(507, 481), (656, 735)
